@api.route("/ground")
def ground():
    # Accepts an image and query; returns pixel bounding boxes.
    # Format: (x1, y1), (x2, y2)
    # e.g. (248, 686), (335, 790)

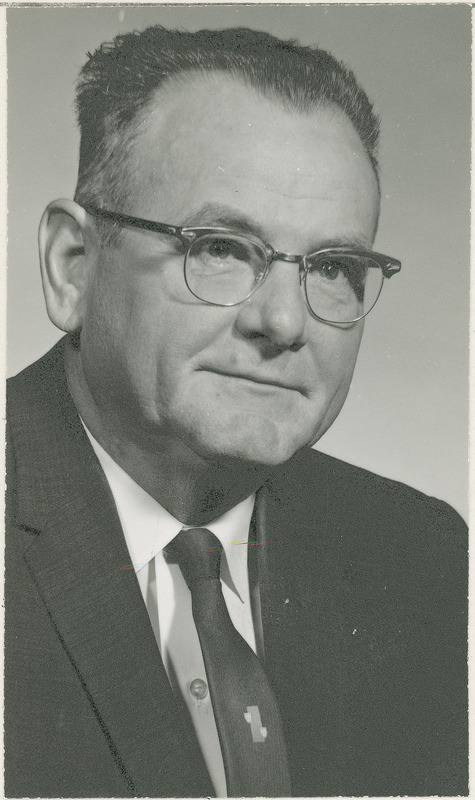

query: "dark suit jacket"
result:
(5, 339), (468, 797)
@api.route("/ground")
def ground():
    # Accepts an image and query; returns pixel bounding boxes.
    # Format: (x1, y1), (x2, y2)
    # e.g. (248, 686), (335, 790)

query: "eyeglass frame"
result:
(83, 204), (402, 324)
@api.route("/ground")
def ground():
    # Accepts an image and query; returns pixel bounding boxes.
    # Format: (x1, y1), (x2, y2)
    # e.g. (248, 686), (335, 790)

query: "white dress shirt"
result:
(85, 430), (257, 797)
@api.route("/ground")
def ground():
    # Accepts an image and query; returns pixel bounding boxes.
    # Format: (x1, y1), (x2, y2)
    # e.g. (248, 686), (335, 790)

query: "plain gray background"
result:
(7, 4), (470, 518)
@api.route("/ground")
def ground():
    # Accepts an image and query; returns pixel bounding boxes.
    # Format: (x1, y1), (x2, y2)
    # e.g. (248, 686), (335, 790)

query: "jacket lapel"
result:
(253, 459), (350, 793)
(254, 457), (341, 678)
(10, 341), (214, 797)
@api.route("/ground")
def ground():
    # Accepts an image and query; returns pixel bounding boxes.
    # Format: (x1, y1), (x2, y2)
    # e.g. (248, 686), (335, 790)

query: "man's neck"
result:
(65, 342), (270, 525)
(97, 443), (265, 525)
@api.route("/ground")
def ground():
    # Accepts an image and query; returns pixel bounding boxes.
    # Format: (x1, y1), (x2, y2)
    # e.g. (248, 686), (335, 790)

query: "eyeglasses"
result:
(84, 205), (401, 325)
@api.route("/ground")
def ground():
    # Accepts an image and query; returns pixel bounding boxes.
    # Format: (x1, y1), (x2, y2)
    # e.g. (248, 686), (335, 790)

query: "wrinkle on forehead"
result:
(202, 163), (369, 203)
(152, 119), (367, 189)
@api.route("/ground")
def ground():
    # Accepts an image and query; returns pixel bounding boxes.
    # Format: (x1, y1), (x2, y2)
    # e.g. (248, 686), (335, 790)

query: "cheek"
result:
(79, 265), (156, 397)
(309, 323), (363, 389)
(304, 326), (363, 446)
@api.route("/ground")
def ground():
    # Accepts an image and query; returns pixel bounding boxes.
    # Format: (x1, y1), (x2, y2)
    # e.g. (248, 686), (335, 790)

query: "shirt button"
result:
(189, 678), (208, 700)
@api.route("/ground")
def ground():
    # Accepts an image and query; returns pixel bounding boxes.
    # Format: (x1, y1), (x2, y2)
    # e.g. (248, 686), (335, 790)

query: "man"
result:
(5, 25), (467, 798)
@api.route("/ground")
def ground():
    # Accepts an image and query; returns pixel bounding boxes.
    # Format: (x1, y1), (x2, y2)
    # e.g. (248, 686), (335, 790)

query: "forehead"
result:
(129, 72), (379, 245)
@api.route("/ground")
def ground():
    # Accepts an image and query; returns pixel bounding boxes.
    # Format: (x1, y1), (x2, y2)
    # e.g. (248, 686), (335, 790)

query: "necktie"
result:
(166, 528), (291, 797)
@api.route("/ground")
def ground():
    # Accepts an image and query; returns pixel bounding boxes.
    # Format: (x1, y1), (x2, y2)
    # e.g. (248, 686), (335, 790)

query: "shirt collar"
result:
(83, 425), (255, 601)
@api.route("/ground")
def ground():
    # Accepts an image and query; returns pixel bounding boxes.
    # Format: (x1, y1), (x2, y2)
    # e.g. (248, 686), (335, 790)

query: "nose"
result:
(234, 259), (309, 351)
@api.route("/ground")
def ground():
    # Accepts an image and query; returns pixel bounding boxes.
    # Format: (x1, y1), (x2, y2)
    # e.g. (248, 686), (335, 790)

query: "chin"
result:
(190, 417), (316, 468)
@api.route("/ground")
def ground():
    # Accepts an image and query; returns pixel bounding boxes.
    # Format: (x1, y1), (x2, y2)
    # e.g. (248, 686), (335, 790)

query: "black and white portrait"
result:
(5, 5), (469, 797)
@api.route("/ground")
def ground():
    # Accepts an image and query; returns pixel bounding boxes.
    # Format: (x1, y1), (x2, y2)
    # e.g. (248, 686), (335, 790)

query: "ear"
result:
(39, 199), (95, 333)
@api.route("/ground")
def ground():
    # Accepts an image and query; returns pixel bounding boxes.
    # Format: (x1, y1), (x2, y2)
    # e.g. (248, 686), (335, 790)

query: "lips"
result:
(198, 367), (307, 395)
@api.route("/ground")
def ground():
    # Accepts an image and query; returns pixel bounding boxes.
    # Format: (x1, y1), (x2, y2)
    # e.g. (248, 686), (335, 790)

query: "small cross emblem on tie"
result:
(244, 705), (268, 742)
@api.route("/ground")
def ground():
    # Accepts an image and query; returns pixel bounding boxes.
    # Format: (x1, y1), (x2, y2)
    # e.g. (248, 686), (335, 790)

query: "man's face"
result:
(79, 74), (379, 467)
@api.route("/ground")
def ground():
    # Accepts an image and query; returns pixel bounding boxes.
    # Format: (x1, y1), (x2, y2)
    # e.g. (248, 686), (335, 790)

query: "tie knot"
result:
(166, 528), (223, 588)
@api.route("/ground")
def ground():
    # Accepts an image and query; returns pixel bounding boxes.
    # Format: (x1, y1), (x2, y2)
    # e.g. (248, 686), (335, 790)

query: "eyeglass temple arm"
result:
(83, 205), (184, 240)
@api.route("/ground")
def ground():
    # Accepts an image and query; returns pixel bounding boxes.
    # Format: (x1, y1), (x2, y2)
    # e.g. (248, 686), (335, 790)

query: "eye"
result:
(310, 255), (368, 289)
(309, 256), (352, 283)
(317, 258), (345, 281)
(204, 238), (250, 262)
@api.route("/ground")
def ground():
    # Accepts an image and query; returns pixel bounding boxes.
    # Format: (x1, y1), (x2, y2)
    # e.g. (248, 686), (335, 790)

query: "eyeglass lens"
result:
(184, 234), (384, 323)
(304, 252), (384, 323)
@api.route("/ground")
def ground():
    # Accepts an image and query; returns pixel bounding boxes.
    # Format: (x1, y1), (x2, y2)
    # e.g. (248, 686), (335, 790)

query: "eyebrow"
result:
(313, 234), (371, 251)
(183, 202), (371, 252)
(184, 203), (266, 239)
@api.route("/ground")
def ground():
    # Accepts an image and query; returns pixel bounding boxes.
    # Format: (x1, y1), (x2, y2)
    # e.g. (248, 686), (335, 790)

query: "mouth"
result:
(198, 367), (307, 395)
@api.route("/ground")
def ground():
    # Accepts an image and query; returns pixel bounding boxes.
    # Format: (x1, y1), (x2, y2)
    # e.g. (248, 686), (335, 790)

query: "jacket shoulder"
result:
(7, 338), (67, 412)
(287, 445), (466, 533)
(269, 447), (467, 579)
